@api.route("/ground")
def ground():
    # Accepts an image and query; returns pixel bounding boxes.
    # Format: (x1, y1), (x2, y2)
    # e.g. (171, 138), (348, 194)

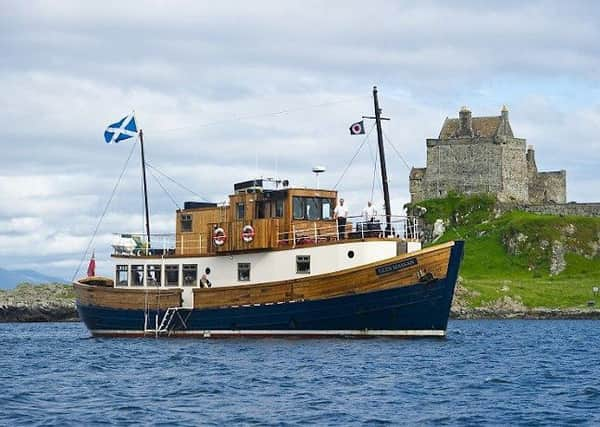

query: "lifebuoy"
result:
(213, 227), (227, 246)
(241, 224), (255, 243)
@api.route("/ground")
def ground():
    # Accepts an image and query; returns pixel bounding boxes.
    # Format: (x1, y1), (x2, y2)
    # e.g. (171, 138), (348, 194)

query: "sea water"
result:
(1, 320), (599, 426)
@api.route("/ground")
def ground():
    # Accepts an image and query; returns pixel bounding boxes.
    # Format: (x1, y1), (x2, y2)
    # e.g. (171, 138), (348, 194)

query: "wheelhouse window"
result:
(293, 197), (335, 220)
(238, 263), (250, 282)
(183, 264), (198, 287)
(236, 203), (245, 220)
(131, 265), (144, 286)
(147, 265), (161, 287)
(322, 199), (332, 219)
(116, 265), (128, 286)
(180, 214), (193, 232)
(275, 199), (284, 217)
(165, 265), (179, 287)
(296, 255), (310, 274)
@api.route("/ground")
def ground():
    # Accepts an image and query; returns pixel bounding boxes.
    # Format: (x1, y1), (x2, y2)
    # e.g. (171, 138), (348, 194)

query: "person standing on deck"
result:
(362, 201), (377, 229)
(334, 198), (349, 240)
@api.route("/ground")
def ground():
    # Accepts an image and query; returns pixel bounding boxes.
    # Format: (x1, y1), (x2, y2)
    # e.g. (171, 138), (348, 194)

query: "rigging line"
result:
(333, 123), (376, 190)
(145, 161), (210, 201)
(382, 130), (412, 170)
(71, 141), (138, 282)
(371, 145), (379, 202)
(148, 168), (181, 210)
(153, 96), (368, 134)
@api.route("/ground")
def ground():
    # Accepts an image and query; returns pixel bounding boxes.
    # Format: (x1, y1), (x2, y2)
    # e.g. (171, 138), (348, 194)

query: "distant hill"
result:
(0, 267), (67, 289)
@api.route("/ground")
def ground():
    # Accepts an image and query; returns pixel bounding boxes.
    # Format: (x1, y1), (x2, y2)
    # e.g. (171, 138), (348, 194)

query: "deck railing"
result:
(112, 215), (421, 256)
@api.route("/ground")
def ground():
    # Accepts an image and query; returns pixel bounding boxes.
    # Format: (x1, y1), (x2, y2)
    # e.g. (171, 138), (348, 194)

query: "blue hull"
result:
(78, 242), (463, 337)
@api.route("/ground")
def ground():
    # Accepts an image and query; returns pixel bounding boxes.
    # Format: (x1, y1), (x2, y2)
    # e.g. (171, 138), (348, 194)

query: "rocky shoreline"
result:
(1, 283), (599, 323)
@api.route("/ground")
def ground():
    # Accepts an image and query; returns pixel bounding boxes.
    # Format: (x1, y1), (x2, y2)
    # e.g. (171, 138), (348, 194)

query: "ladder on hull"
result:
(144, 307), (189, 337)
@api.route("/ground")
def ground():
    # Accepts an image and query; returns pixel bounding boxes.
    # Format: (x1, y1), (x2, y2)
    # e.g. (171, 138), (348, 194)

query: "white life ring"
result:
(213, 227), (227, 246)
(241, 225), (255, 243)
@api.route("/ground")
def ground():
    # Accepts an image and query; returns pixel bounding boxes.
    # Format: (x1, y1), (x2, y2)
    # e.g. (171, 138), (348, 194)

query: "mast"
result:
(138, 129), (151, 250)
(372, 86), (392, 236)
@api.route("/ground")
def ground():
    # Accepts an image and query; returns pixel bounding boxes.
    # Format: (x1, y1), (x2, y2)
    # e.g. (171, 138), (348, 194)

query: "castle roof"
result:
(438, 115), (510, 139)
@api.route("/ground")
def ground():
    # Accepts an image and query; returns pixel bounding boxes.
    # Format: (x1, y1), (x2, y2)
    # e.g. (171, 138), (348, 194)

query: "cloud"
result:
(0, 0), (599, 278)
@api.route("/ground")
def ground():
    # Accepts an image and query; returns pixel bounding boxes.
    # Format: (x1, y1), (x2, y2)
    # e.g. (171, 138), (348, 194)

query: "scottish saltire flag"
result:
(104, 113), (137, 143)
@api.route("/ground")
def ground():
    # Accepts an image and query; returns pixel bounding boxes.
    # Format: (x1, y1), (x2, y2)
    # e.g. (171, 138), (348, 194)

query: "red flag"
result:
(87, 251), (96, 277)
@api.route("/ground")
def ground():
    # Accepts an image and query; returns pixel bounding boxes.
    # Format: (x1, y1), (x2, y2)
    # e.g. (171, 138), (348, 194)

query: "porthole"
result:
(347, 250), (355, 259)
(205, 267), (211, 275)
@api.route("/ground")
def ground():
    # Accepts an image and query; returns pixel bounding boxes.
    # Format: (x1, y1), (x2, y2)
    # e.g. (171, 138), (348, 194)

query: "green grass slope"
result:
(409, 193), (600, 309)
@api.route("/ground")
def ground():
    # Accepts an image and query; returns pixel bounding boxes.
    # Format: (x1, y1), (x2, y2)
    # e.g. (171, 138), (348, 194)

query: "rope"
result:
(145, 161), (210, 201)
(382, 131), (412, 170)
(333, 123), (376, 190)
(148, 168), (181, 210)
(71, 141), (138, 282)
(370, 144), (379, 202)
(153, 96), (367, 134)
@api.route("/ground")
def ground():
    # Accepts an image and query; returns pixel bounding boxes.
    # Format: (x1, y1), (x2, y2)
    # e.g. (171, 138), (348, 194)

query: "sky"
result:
(1, 0), (599, 280)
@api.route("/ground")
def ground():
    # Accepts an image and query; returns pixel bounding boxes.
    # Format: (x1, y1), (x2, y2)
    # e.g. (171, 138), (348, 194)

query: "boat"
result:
(74, 87), (464, 338)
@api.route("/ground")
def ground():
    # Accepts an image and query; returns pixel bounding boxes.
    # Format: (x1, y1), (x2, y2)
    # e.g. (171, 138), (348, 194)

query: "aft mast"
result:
(363, 86), (392, 236)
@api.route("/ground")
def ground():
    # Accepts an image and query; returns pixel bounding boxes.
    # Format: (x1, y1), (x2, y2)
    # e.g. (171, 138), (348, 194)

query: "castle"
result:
(409, 106), (567, 204)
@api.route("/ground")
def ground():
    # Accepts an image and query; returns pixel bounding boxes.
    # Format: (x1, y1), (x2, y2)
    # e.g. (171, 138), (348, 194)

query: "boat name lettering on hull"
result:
(375, 258), (418, 275)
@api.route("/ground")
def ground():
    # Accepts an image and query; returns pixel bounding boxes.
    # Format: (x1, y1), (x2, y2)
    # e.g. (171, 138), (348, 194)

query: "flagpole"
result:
(138, 129), (151, 251)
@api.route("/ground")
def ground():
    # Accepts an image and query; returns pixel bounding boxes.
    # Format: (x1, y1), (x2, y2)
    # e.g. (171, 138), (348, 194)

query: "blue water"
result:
(1, 321), (600, 426)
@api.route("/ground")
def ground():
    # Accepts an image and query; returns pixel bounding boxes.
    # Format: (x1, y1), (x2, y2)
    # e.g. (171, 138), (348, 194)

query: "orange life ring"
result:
(213, 227), (227, 246)
(241, 225), (255, 243)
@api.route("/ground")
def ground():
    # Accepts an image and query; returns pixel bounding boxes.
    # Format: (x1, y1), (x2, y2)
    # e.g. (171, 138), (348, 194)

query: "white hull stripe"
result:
(90, 329), (446, 337)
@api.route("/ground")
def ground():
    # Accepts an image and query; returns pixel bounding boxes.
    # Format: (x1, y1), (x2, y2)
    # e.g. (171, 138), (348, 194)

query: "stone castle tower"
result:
(409, 106), (566, 204)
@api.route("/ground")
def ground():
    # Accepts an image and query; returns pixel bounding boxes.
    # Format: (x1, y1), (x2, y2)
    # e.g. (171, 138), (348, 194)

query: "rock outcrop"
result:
(0, 283), (78, 322)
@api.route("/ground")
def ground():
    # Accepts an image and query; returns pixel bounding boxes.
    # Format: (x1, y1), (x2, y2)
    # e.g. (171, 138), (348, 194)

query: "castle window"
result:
(296, 255), (310, 274)
(180, 214), (192, 232)
(238, 263), (251, 281)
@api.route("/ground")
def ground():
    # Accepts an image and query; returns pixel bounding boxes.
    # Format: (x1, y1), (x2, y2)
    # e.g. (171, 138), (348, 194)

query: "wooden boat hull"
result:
(75, 241), (463, 338)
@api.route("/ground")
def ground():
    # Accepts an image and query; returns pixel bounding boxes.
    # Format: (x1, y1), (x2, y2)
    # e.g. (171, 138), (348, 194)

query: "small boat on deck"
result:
(74, 87), (464, 338)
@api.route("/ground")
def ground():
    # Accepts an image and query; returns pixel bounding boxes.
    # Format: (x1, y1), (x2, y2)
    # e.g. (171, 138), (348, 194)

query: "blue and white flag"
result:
(104, 113), (137, 143)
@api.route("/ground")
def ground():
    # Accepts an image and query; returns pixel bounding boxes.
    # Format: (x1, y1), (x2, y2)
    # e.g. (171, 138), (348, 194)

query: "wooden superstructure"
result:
(175, 179), (338, 255)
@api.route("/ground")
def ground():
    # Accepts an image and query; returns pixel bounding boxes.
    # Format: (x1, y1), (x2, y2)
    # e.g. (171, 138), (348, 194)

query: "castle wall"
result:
(529, 171), (567, 204)
(498, 138), (528, 203)
(420, 138), (503, 200)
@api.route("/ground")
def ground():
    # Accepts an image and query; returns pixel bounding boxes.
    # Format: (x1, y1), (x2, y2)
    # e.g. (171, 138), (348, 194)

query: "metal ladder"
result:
(144, 307), (182, 337)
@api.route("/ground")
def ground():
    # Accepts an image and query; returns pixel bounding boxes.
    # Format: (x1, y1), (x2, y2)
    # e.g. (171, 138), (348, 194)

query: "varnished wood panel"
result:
(193, 242), (454, 309)
(74, 280), (182, 310)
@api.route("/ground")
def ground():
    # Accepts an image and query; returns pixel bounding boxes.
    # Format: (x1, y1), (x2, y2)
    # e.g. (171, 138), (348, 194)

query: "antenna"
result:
(312, 166), (326, 188)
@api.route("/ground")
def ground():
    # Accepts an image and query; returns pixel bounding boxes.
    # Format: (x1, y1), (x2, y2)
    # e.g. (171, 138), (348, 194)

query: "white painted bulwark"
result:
(113, 240), (399, 288)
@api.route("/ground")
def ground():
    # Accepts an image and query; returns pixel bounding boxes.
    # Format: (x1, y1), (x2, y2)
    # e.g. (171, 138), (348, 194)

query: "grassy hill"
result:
(409, 193), (600, 309)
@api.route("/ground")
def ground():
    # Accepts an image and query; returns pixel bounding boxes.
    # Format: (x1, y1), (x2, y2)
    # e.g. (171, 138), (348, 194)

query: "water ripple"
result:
(1, 320), (600, 425)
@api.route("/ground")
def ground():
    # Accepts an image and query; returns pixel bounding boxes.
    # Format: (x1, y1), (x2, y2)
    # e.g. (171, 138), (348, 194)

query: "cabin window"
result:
(131, 265), (144, 286)
(255, 201), (266, 219)
(236, 203), (245, 220)
(293, 197), (303, 219)
(116, 265), (128, 286)
(238, 263), (251, 281)
(183, 264), (198, 287)
(307, 198), (321, 220)
(322, 199), (332, 219)
(181, 214), (193, 232)
(165, 265), (179, 287)
(147, 265), (161, 286)
(296, 255), (310, 274)
(275, 199), (284, 217)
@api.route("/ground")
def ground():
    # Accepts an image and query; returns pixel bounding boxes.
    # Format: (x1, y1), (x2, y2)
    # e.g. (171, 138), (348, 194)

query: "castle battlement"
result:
(410, 106), (567, 204)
